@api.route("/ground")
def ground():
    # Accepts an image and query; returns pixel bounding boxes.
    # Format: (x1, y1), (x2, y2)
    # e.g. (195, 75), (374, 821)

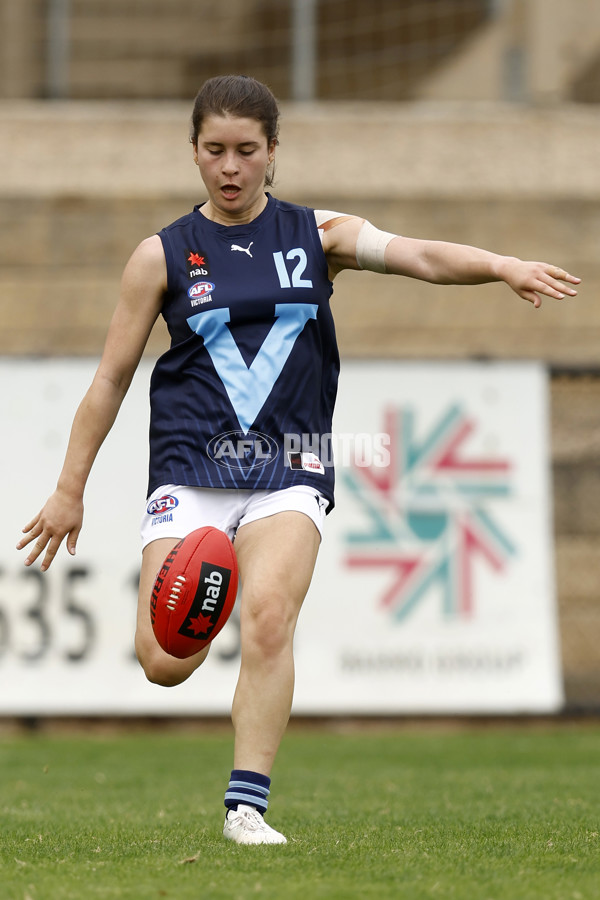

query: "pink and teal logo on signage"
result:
(343, 404), (516, 622)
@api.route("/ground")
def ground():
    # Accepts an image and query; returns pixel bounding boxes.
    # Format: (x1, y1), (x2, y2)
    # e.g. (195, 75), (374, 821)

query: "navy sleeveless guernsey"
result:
(148, 194), (339, 510)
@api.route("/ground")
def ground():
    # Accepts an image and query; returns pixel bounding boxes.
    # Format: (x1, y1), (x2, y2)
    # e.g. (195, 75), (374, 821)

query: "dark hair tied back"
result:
(190, 75), (280, 147)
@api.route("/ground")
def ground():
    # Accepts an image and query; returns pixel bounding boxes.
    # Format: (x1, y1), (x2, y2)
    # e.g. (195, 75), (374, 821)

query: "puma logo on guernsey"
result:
(231, 242), (254, 258)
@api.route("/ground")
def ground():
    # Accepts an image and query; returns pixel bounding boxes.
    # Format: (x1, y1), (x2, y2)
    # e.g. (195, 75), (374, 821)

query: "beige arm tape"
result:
(314, 209), (347, 229)
(355, 219), (397, 274)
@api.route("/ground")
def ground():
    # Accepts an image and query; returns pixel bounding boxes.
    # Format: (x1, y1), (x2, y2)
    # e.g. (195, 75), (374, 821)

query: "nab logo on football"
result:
(147, 495), (179, 515)
(207, 430), (279, 470)
(178, 562), (231, 641)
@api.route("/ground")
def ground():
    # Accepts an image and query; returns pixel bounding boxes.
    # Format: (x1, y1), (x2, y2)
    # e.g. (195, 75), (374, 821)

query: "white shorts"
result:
(140, 484), (329, 550)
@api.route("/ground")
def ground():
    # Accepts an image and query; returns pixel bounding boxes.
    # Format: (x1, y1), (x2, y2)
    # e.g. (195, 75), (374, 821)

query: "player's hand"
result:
(16, 488), (84, 571)
(500, 259), (580, 308)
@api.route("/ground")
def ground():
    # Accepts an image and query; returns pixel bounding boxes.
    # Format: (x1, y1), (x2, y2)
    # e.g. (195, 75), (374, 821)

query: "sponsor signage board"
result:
(0, 360), (562, 714)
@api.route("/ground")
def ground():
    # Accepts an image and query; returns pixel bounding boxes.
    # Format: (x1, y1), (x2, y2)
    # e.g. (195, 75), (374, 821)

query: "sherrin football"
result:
(150, 526), (238, 659)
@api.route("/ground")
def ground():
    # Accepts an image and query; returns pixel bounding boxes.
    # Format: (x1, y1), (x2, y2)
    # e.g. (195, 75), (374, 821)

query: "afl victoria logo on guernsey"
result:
(188, 281), (215, 300)
(147, 495), (179, 516)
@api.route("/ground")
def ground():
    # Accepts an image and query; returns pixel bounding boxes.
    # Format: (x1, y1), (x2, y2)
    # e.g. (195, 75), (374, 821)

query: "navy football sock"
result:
(224, 769), (271, 815)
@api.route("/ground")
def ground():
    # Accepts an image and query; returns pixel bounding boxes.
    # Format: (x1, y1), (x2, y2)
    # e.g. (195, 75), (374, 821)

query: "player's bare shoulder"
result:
(120, 235), (168, 311)
(314, 211), (365, 277)
(124, 235), (167, 287)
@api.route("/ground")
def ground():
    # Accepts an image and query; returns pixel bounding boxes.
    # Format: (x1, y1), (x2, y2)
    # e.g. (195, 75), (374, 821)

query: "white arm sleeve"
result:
(355, 220), (397, 274)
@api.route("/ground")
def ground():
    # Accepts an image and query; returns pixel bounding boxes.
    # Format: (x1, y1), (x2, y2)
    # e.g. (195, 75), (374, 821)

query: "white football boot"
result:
(223, 804), (287, 845)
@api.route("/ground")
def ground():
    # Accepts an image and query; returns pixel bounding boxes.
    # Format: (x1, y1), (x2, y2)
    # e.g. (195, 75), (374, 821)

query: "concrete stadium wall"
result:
(1, 102), (598, 360)
(1, 100), (599, 705)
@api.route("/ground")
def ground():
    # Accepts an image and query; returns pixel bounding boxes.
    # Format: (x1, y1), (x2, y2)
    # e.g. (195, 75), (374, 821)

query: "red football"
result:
(150, 526), (238, 659)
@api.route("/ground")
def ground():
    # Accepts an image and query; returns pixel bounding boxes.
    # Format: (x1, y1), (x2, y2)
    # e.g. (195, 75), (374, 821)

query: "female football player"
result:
(17, 75), (579, 845)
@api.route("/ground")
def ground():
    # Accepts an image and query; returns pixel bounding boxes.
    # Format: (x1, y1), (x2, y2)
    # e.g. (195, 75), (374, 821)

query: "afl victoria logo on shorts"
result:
(147, 495), (179, 516)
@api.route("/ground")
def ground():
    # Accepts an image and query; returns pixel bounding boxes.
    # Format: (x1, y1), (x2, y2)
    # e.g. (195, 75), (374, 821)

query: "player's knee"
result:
(135, 635), (207, 687)
(140, 656), (183, 687)
(243, 592), (297, 660)
(136, 646), (178, 686)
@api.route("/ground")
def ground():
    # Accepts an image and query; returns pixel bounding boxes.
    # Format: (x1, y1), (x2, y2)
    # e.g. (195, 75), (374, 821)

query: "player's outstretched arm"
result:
(383, 237), (580, 308)
(321, 216), (580, 308)
(17, 236), (167, 571)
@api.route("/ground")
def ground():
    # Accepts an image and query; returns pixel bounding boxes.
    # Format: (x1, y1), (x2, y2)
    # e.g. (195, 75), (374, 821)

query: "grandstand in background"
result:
(1, 0), (599, 104)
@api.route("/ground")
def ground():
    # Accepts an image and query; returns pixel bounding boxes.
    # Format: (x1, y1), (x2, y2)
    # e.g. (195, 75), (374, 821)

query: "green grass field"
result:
(1, 723), (599, 900)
